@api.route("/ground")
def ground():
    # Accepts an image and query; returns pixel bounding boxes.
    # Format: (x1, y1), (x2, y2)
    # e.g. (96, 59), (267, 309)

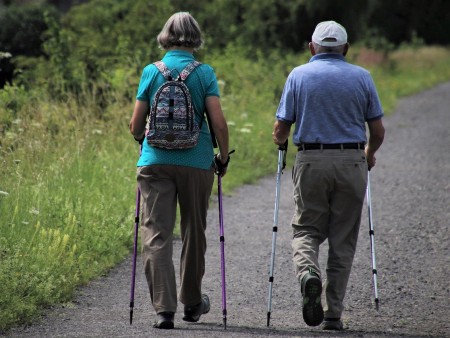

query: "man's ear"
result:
(343, 43), (349, 56)
(309, 42), (316, 56)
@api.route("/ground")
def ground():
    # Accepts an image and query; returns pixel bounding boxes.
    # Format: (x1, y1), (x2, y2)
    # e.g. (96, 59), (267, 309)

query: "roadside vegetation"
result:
(1, 0), (450, 331)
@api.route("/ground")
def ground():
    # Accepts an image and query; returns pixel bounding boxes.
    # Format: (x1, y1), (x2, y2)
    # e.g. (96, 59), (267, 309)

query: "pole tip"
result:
(130, 309), (133, 325)
(267, 312), (271, 327)
(223, 318), (227, 330)
(375, 298), (380, 311)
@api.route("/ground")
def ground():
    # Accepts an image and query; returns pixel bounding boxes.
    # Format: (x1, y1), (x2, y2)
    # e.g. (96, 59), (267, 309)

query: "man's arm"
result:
(272, 120), (291, 146)
(366, 118), (385, 169)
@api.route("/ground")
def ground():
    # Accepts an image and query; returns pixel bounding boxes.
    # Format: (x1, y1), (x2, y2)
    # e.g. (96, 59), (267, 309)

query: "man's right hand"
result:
(366, 150), (376, 170)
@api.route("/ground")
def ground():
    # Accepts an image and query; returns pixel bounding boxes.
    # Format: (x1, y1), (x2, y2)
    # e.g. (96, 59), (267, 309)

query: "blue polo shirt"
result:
(136, 50), (220, 169)
(276, 53), (383, 145)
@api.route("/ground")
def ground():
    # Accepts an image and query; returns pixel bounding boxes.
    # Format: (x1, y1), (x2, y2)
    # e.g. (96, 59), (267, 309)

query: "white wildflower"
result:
(0, 191), (9, 196)
(0, 52), (12, 58)
(29, 208), (40, 215)
(227, 121), (236, 126)
(239, 128), (251, 133)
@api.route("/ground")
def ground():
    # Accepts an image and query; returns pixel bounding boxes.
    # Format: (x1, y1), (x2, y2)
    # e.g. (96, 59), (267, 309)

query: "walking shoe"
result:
(153, 312), (174, 329)
(322, 318), (344, 330)
(301, 270), (324, 326)
(182, 294), (210, 322)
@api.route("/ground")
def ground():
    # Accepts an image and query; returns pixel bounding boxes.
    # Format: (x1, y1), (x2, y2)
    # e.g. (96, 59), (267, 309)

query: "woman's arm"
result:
(129, 100), (149, 141)
(206, 95), (229, 162)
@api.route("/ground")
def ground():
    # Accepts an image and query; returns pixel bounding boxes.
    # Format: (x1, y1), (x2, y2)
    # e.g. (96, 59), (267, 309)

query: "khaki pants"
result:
(137, 164), (214, 314)
(291, 149), (367, 319)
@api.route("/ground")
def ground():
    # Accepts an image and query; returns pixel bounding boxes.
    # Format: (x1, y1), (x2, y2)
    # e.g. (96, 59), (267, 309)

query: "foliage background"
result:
(1, 0), (450, 331)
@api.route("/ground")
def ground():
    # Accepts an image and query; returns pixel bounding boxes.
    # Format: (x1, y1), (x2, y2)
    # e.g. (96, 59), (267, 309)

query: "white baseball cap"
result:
(312, 21), (347, 47)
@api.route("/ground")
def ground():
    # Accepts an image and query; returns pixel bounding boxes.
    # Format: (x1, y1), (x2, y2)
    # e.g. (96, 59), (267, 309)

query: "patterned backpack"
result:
(146, 60), (202, 149)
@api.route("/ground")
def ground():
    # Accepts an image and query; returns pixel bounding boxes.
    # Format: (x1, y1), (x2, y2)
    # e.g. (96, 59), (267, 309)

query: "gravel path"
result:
(4, 82), (450, 338)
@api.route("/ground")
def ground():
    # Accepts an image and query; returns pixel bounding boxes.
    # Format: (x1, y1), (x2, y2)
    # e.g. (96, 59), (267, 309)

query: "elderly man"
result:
(272, 21), (385, 330)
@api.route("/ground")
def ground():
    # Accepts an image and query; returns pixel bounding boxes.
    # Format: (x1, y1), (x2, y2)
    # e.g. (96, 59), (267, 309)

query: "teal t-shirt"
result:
(136, 50), (220, 169)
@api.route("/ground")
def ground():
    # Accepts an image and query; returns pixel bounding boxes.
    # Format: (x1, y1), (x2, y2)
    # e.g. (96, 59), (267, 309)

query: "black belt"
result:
(298, 143), (365, 151)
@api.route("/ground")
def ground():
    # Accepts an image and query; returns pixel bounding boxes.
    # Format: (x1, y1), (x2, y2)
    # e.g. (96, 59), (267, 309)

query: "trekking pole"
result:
(267, 140), (288, 327)
(217, 174), (227, 329)
(215, 150), (235, 330)
(366, 170), (380, 311)
(130, 145), (142, 324)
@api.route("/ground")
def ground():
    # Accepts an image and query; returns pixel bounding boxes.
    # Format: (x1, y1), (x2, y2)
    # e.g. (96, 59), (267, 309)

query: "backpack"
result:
(146, 60), (202, 149)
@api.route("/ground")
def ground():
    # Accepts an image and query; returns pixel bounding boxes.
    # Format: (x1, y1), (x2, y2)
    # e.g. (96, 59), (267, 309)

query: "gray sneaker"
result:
(322, 318), (344, 330)
(301, 270), (324, 327)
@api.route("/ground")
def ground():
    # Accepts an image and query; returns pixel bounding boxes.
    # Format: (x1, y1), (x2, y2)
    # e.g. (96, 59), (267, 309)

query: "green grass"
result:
(349, 46), (450, 113)
(0, 95), (137, 329)
(1, 45), (450, 331)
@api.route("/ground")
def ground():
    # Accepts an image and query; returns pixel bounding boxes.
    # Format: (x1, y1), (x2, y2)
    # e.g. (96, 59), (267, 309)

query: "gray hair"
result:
(312, 42), (346, 54)
(157, 12), (203, 50)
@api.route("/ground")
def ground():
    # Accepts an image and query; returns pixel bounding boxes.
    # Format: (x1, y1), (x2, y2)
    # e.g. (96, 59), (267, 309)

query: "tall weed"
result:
(0, 93), (136, 330)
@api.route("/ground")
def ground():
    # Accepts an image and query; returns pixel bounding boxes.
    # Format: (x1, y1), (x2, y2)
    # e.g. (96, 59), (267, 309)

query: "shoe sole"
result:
(182, 315), (199, 323)
(302, 277), (324, 326)
(153, 320), (174, 329)
(322, 322), (344, 330)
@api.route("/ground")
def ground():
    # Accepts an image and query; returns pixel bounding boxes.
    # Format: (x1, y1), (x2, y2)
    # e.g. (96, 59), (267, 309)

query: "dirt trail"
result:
(4, 82), (450, 338)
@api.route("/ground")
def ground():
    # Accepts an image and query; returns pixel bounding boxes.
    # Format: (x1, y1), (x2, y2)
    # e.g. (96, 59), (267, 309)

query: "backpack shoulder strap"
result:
(180, 61), (202, 81)
(153, 61), (172, 80)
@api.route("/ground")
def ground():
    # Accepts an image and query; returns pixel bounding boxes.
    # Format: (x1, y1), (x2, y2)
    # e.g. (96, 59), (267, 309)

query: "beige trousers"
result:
(291, 149), (368, 319)
(137, 164), (214, 314)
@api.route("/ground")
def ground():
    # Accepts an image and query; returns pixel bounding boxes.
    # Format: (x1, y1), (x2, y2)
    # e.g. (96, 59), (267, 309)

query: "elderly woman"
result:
(129, 12), (230, 330)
